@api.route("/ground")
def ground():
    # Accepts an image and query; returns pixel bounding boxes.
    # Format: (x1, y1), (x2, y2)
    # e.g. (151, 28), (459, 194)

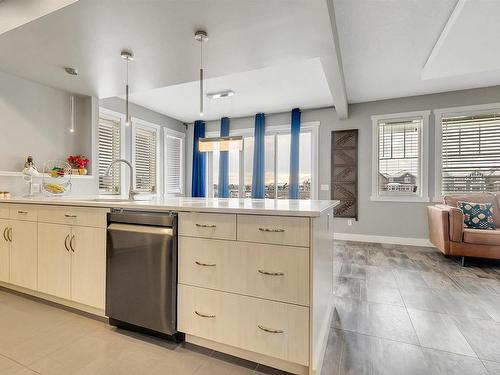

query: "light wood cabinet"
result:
(38, 206), (107, 228)
(179, 212), (236, 240)
(37, 223), (106, 309)
(9, 220), (37, 290)
(0, 219), (10, 282)
(70, 226), (106, 309)
(237, 214), (310, 247)
(38, 223), (72, 300)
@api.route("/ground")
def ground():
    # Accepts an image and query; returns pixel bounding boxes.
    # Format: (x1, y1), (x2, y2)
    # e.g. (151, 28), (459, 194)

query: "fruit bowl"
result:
(41, 160), (72, 195)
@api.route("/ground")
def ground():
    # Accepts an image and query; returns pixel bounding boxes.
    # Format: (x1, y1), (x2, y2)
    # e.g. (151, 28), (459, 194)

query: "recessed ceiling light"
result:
(64, 67), (78, 76)
(207, 90), (235, 99)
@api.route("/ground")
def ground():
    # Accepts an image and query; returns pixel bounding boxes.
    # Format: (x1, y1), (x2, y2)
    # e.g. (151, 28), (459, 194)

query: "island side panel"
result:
(310, 207), (334, 375)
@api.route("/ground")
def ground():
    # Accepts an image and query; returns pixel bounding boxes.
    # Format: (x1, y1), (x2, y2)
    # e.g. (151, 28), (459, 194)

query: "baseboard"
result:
(334, 232), (433, 247)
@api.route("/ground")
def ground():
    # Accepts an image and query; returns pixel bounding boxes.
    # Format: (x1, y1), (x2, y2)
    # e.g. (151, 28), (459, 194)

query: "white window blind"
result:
(98, 117), (121, 194)
(377, 118), (421, 195)
(164, 134), (184, 195)
(133, 125), (158, 193)
(441, 113), (500, 194)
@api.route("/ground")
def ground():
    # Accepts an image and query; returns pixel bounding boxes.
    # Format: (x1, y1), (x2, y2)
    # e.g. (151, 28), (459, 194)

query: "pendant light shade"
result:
(194, 30), (208, 118)
(121, 50), (134, 126)
(198, 136), (243, 152)
(69, 95), (75, 133)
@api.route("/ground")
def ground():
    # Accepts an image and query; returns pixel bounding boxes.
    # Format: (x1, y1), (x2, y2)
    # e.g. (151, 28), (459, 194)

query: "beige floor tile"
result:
(0, 354), (25, 375)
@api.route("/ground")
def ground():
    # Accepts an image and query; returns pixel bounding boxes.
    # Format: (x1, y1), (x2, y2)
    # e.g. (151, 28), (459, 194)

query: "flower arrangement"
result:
(67, 155), (89, 175)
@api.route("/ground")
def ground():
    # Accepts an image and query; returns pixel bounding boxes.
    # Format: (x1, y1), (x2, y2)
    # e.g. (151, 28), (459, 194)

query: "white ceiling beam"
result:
(421, 0), (467, 80)
(323, 0), (349, 119)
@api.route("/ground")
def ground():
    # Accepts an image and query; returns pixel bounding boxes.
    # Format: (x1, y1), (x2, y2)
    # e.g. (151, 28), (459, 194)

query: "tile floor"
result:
(323, 240), (500, 375)
(1, 240), (500, 375)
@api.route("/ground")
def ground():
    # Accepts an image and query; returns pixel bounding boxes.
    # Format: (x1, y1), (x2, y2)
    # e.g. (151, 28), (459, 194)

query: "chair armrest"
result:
(435, 204), (464, 242)
(427, 205), (451, 252)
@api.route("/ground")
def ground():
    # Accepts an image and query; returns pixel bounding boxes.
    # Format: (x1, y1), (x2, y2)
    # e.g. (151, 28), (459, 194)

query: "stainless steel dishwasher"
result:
(106, 209), (179, 339)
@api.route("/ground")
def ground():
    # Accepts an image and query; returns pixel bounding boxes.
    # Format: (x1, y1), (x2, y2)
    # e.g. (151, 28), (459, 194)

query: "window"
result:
(435, 104), (500, 197)
(371, 111), (429, 202)
(164, 129), (185, 196)
(132, 119), (160, 193)
(98, 109), (124, 194)
(207, 123), (318, 199)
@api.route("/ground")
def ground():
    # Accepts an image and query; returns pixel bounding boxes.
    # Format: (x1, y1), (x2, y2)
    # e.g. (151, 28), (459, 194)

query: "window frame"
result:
(98, 107), (126, 195)
(371, 110), (430, 202)
(131, 117), (161, 194)
(205, 121), (319, 200)
(433, 102), (500, 201)
(163, 127), (186, 196)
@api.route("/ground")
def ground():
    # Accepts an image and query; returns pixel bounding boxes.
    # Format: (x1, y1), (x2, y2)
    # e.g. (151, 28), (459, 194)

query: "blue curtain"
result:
(252, 113), (266, 198)
(289, 108), (301, 199)
(191, 120), (206, 197)
(218, 117), (230, 198)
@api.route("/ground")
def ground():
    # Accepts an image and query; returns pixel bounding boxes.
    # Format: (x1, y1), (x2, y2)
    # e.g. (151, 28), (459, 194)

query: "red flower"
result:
(67, 155), (89, 169)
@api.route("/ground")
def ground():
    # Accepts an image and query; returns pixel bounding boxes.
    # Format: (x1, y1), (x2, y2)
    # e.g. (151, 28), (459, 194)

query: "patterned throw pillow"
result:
(457, 201), (496, 230)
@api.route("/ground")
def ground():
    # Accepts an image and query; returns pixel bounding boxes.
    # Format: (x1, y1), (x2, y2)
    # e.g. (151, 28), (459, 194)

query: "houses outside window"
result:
(371, 111), (430, 202)
(434, 103), (500, 198)
(207, 122), (318, 199)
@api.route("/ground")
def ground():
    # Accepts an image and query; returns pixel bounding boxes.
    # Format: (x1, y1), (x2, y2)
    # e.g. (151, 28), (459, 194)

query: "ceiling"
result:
(0, 0), (77, 35)
(128, 58), (333, 123)
(1, 0), (500, 120)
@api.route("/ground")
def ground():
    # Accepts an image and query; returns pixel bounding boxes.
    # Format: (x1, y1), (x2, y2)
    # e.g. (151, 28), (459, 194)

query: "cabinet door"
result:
(70, 226), (106, 309)
(38, 223), (71, 300)
(9, 220), (37, 290)
(0, 219), (10, 282)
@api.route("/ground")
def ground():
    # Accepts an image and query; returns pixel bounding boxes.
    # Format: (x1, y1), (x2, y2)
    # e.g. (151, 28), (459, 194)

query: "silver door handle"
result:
(258, 269), (285, 276)
(195, 261), (216, 267)
(195, 224), (217, 228)
(17, 210), (28, 214)
(64, 235), (70, 252)
(7, 228), (12, 242)
(195, 311), (216, 318)
(258, 324), (284, 334)
(69, 235), (75, 252)
(64, 214), (77, 218)
(258, 228), (285, 233)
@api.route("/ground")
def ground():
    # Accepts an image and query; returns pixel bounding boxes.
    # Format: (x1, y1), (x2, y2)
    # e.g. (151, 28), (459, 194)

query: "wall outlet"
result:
(347, 219), (353, 226)
(320, 184), (329, 191)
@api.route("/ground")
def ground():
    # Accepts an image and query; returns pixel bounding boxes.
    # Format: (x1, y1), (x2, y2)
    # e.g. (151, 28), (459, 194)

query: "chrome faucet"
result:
(105, 159), (138, 201)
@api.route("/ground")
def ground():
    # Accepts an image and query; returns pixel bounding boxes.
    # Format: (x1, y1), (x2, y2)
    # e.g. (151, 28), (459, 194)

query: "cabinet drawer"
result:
(237, 215), (309, 247)
(38, 206), (107, 228)
(9, 205), (38, 222)
(0, 204), (9, 219)
(179, 212), (236, 240)
(179, 237), (309, 306)
(178, 285), (309, 366)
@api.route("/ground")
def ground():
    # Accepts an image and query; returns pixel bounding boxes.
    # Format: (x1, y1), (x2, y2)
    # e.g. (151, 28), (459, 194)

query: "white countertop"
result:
(0, 196), (339, 217)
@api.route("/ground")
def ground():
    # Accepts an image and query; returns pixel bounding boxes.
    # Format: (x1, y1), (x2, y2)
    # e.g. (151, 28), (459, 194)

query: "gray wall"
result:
(99, 97), (186, 195)
(186, 85), (500, 240)
(0, 70), (92, 172)
(0, 70), (96, 196)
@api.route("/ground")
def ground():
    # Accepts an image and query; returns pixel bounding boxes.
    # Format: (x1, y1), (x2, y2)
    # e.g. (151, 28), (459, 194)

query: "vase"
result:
(78, 168), (88, 175)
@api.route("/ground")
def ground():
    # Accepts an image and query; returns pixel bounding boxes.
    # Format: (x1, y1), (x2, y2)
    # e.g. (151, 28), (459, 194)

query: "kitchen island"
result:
(0, 197), (337, 375)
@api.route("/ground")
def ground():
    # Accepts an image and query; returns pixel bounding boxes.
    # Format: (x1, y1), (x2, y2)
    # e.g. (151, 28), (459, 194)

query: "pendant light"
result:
(69, 95), (75, 133)
(194, 30), (208, 117)
(121, 50), (134, 126)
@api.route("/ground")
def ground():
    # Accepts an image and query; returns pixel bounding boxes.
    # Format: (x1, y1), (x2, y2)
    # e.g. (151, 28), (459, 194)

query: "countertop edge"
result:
(0, 198), (340, 217)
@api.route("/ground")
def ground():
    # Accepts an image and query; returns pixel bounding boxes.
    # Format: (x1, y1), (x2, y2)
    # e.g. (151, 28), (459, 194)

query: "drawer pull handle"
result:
(258, 228), (285, 233)
(17, 210), (28, 214)
(195, 224), (217, 228)
(64, 235), (70, 252)
(258, 325), (284, 334)
(69, 235), (76, 252)
(64, 214), (77, 218)
(258, 269), (285, 276)
(2, 228), (8, 242)
(195, 311), (216, 318)
(195, 261), (216, 267)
